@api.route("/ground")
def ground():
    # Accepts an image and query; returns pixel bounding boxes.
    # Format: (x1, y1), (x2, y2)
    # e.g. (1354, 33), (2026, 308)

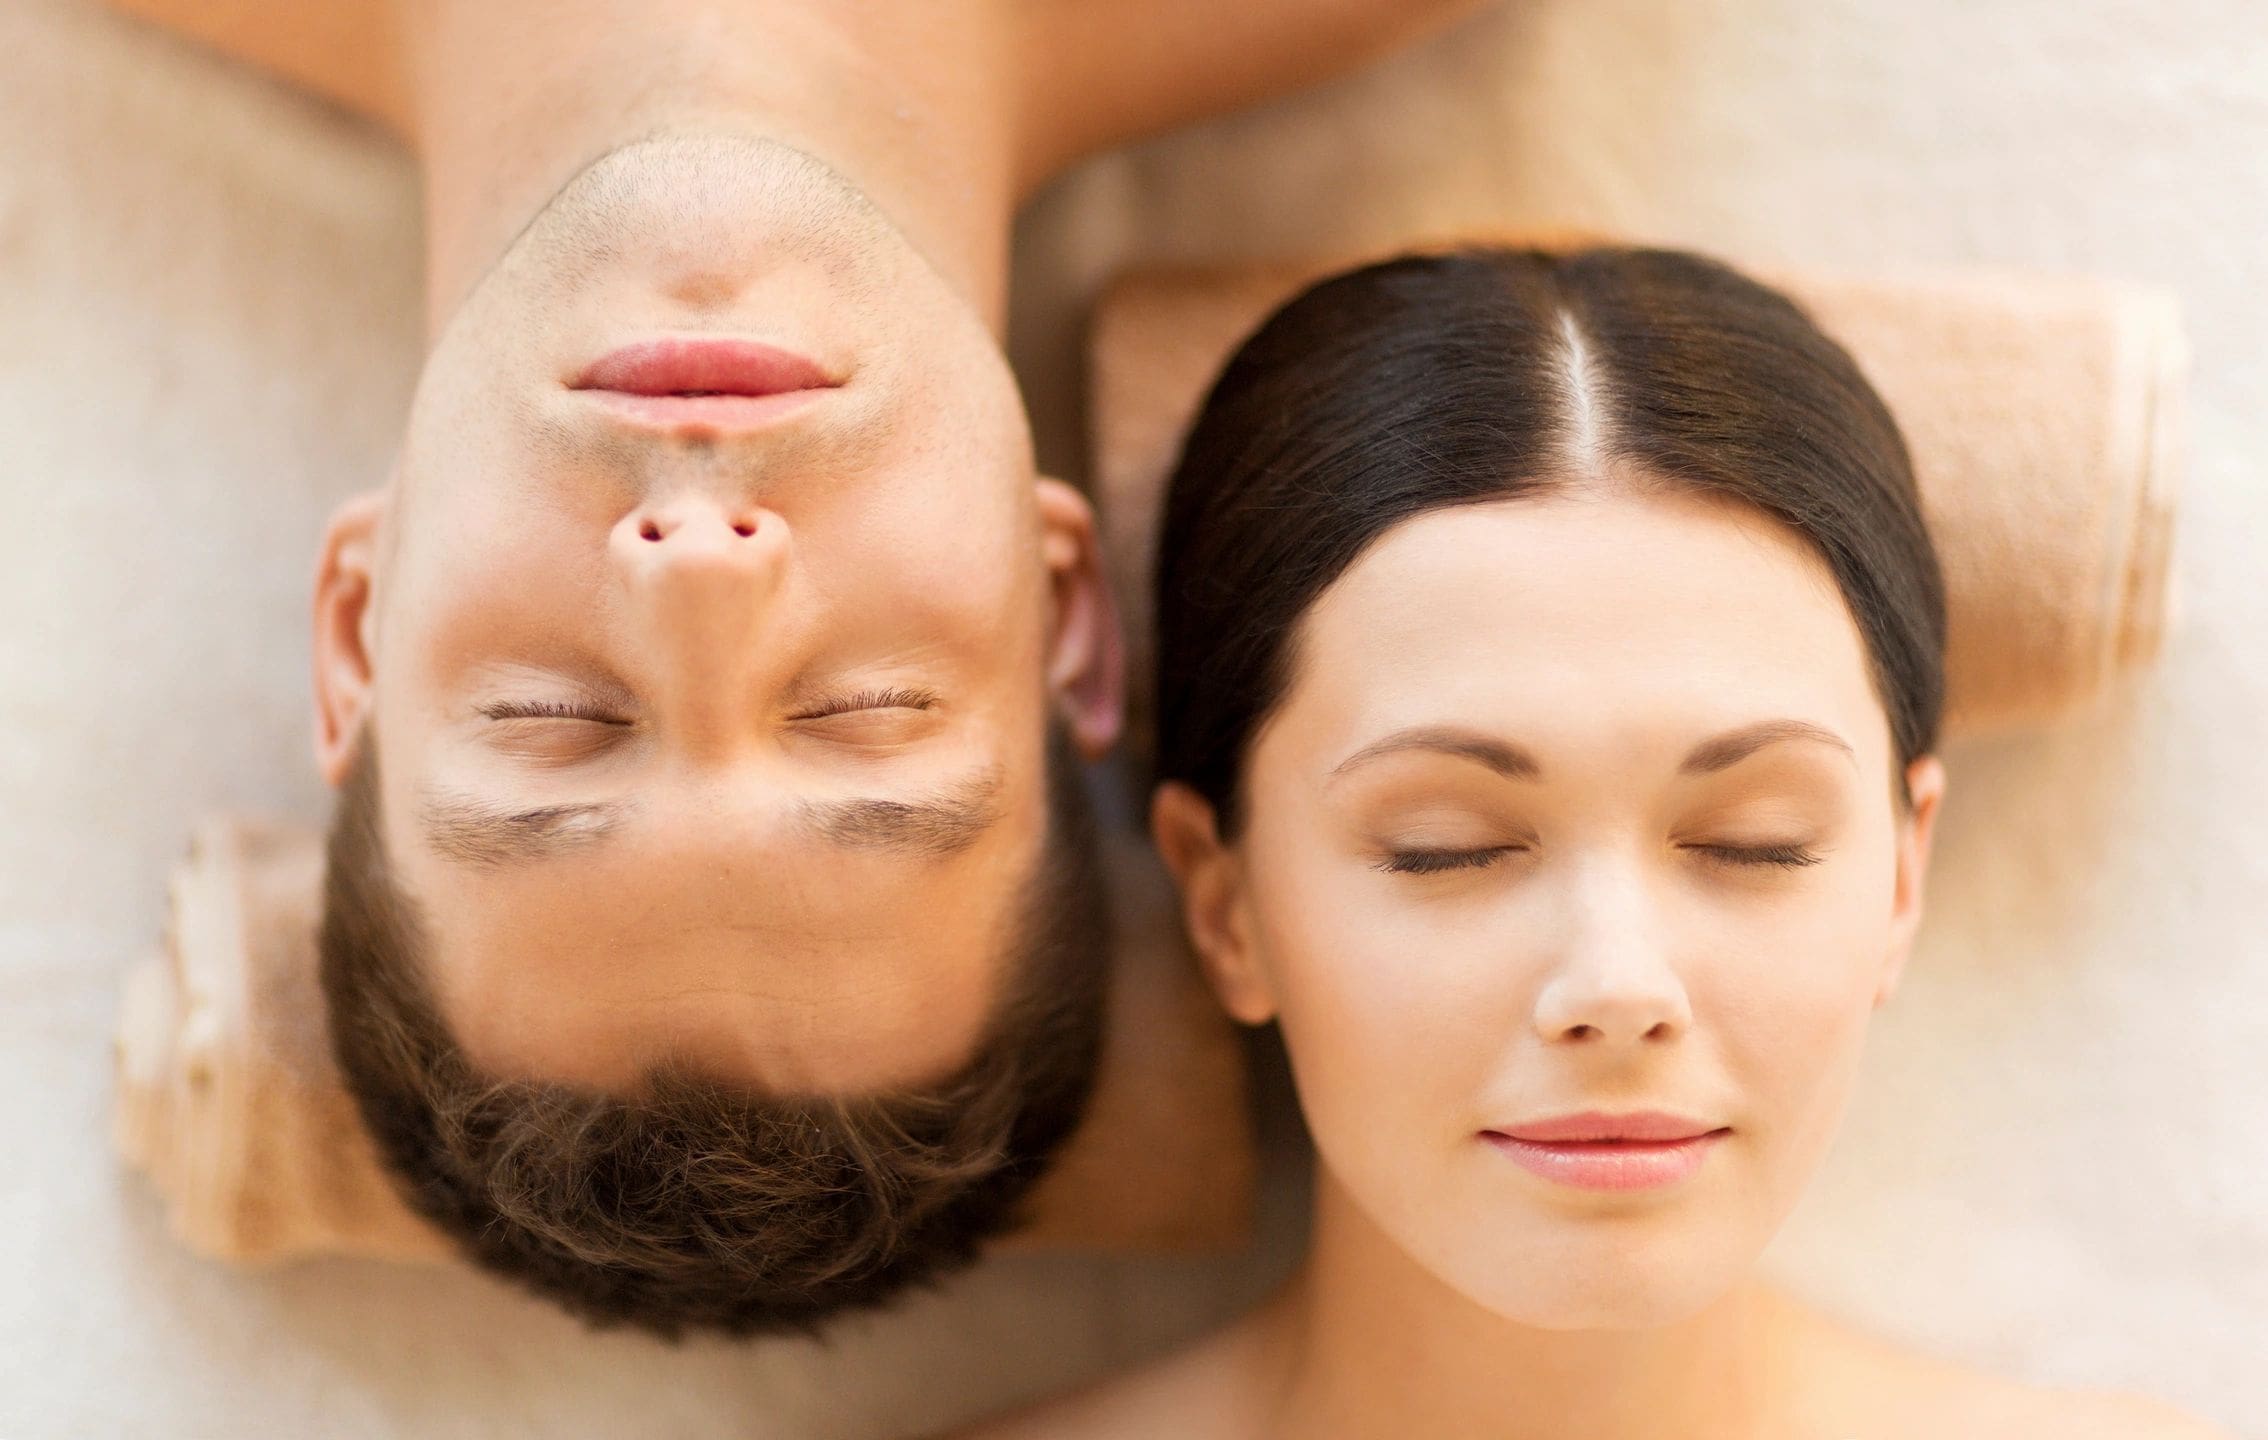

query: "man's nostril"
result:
(731, 520), (756, 538)
(639, 520), (664, 542)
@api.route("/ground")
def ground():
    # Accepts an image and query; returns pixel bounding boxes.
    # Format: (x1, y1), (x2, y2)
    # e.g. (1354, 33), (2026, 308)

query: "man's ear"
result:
(312, 491), (386, 787)
(1035, 478), (1126, 760)
(1877, 754), (1947, 1007)
(1151, 782), (1275, 1025)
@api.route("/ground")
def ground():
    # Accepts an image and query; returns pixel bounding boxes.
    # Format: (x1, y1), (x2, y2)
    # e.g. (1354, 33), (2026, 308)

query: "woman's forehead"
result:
(1279, 491), (1887, 755)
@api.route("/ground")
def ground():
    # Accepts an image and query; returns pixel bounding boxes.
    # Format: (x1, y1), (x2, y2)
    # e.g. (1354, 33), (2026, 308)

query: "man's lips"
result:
(570, 338), (841, 430)
(574, 337), (838, 396)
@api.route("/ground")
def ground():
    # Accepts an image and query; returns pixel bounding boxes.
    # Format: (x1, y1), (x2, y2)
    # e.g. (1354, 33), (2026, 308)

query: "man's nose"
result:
(609, 494), (790, 747)
(1529, 858), (1694, 1047)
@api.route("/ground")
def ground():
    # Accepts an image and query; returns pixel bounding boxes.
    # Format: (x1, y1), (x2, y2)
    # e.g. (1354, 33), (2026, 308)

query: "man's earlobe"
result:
(1878, 754), (1948, 1007)
(311, 492), (386, 787)
(1034, 478), (1126, 760)
(1151, 783), (1275, 1025)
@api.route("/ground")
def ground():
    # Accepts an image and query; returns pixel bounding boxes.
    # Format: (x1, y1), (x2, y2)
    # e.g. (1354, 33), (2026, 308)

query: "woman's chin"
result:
(1445, 1256), (1750, 1332)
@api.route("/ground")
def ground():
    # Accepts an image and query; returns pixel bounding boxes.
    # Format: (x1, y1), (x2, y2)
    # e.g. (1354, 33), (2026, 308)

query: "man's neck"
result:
(400, 0), (1021, 338)
(1260, 1175), (1808, 1440)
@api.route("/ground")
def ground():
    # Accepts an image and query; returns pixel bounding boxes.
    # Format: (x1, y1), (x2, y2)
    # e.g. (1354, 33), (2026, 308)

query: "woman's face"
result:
(1156, 483), (1942, 1329)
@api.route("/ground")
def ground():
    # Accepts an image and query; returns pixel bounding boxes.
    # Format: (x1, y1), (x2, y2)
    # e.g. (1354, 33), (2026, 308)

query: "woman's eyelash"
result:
(478, 699), (626, 724)
(1692, 843), (1823, 869)
(795, 686), (940, 719)
(1377, 845), (1519, 876)
(1375, 843), (1822, 875)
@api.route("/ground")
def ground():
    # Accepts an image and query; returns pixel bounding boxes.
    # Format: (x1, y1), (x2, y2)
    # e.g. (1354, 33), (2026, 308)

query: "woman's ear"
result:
(311, 491), (386, 787)
(1877, 754), (1948, 1007)
(1151, 782), (1275, 1025)
(1034, 477), (1126, 760)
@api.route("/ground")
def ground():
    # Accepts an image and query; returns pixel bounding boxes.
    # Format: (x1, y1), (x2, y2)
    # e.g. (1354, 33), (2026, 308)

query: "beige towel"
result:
(115, 817), (1255, 1264)
(1090, 242), (2186, 752)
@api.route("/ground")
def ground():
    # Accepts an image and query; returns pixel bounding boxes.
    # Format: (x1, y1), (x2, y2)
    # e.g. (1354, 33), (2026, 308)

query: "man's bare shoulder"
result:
(101, 0), (408, 133)
(1012, 0), (1491, 191)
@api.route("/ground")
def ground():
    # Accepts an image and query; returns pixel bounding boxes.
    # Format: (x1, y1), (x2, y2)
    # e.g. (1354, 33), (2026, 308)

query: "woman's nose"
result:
(1530, 864), (1694, 1046)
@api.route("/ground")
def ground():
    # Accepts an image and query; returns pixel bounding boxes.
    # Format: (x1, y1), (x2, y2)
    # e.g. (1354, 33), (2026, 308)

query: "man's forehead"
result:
(436, 924), (1008, 1094)
(403, 781), (1031, 1095)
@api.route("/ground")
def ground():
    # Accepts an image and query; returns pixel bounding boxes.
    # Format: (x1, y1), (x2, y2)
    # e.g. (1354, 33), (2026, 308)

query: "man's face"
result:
(313, 136), (1118, 1095)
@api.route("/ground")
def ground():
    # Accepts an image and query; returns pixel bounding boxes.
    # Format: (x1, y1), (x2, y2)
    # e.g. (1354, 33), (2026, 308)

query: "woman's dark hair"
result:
(1153, 245), (1946, 833)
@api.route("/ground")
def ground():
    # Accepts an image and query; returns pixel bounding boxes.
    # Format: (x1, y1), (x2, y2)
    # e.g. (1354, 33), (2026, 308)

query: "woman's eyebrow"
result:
(1330, 727), (1542, 781)
(1679, 719), (1855, 774)
(1327, 718), (1855, 784)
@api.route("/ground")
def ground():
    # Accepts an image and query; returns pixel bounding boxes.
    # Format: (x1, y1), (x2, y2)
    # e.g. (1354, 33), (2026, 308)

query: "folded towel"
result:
(1089, 241), (2186, 753)
(115, 816), (1256, 1264)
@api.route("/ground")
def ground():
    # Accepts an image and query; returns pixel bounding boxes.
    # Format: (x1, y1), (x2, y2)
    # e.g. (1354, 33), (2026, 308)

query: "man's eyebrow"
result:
(1330, 727), (1542, 781)
(417, 764), (1004, 870)
(419, 793), (627, 867)
(797, 764), (1004, 859)
(1680, 719), (1855, 774)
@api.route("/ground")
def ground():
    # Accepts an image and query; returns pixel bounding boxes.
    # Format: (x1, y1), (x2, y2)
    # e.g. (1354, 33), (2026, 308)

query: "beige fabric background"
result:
(1, 0), (2261, 1435)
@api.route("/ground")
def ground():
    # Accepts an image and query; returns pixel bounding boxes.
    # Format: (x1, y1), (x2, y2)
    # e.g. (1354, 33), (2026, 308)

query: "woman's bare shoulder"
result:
(942, 1310), (1277, 1440)
(1917, 1375), (2237, 1440)
(2013, 1386), (2238, 1440)
(1783, 1297), (2233, 1440)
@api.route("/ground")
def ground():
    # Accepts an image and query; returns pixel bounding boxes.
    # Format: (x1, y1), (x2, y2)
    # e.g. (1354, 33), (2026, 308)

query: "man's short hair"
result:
(317, 728), (1110, 1338)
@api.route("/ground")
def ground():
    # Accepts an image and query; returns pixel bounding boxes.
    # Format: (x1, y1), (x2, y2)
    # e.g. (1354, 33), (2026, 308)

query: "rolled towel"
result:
(115, 819), (449, 1264)
(1090, 240), (2186, 752)
(116, 818), (1255, 1265)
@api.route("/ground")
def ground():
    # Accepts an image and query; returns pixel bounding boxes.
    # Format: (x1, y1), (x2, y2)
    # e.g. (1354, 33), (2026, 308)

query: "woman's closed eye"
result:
(1685, 841), (1824, 869)
(1372, 840), (1824, 875)
(1375, 844), (1526, 876)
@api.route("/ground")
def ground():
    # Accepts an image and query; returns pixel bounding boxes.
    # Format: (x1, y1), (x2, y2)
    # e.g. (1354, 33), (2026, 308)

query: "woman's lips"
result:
(570, 337), (840, 430)
(1482, 1119), (1731, 1193)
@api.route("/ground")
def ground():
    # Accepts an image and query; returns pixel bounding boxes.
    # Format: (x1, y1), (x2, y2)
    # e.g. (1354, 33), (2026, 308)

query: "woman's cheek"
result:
(1260, 861), (1510, 1153)
(1704, 872), (1891, 1189)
